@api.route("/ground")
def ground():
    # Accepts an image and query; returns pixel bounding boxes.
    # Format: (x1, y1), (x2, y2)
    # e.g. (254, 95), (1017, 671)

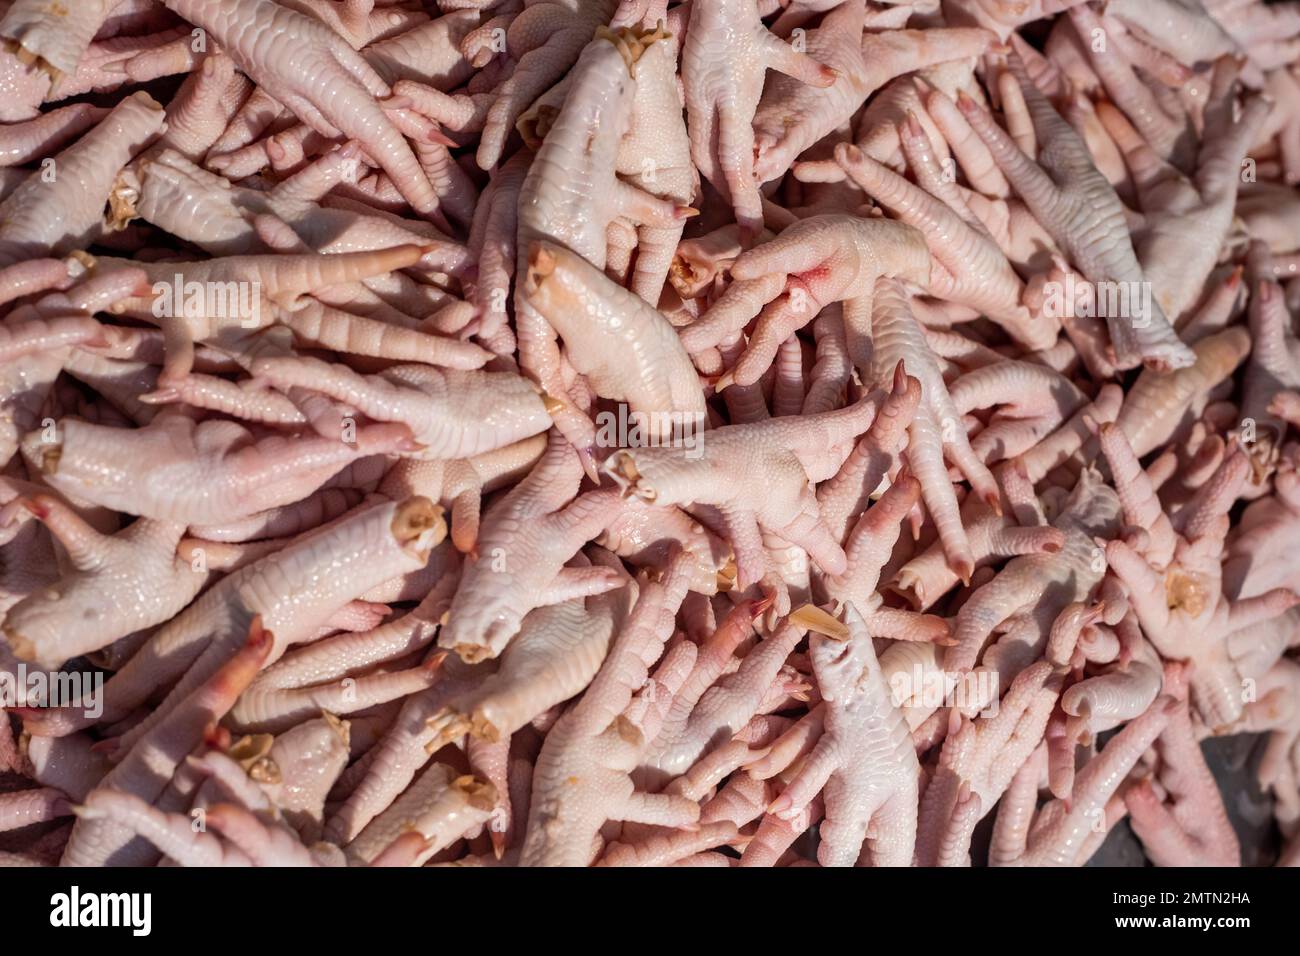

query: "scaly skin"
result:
(1102, 0), (1238, 69)
(991, 695), (1178, 866)
(1, 495), (200, 668)
(379, 437), (548, 556)
(916, 661), (1063, 866)
(22, 413), (417, 525)
(0, 103), (107, 167)
(464, 150), (527, 351)
(823, 473), (951, 646)
(347, 764), (496, 865)
(0, 0), (129, 80)
(825, 133), (1057, 351)
(615, 26), (696, 303)
(475, 0), (619, 170)
(132, 149), (469, 281)
(23, 497), (442, 743)
(0, 22), (190, 117)
(438, 436), (626, 663)
(1060, 616), (1165, 740)
(252, 575), (455, 694)
(247, 356), (551, 460)
(1096, 421), (1179, 568)
(680, 215), (931, 386)
(94, 244), (435, 365)
(1106, 449), (1300, 731)
(1115, 326), (1251, 457)
(852, 59), (972, 169)
(424, 575), (629, 749)
(869, 278), (1000, 581)
(0, 314), (106, 364)
(227, 652), (440, 735)
(752, 0), (992, 187)
(682, 0), (835, 235)
(1226, 468), (1300, 600)
(1085, 49), (1270, 323)
(957, 54), (1195, 371)
(520, 554), (695, 866)
(251, 715), (352, 843)
(640, 613), (806, 782)
(369, 9), (478, 86)
(1204, 0), (1300, 73)
(946, 0), (1091, 41)
(0, 92), (164, 265)
(523, 241), (705, 434)
(1125, 666), (1240, 866)
(603, 396), (882, 590)
(155, 54), (250, 162)
(322, 657), (486, 846)
(0, 787), (70, 833)
(595, 497), (732, 594)
(161, 0), (442, 219)
(60, 618), (274, 866)
(1239, 273), (1300, 476)
(514, 28), (689, 464)
(946, 469), (1121, 677)
(1226, 657), (1300, 836)
(765, 604), (919, 867)
(73, 789), (339, 867)
(816, 361), (918, 544)
(947, 359), (1087, 466)
(0, 0), (1296, 871)
(890, 465), (1069, 612)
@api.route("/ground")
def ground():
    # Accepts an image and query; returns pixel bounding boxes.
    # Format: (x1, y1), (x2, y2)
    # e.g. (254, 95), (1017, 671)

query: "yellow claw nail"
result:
(789, 603), (850, 641)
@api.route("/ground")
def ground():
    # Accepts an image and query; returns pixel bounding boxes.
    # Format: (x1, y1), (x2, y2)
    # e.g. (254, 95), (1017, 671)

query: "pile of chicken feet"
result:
(0, 0), (1299, 868)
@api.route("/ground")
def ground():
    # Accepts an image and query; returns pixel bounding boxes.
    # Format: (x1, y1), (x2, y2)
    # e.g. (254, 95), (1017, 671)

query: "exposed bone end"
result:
(613, 713), (644, 748)
(391, 496), (446, 557)
(452, 641), (492, 665)
(451, 774), (498, 812)
(229, 732), (277, 778)
(469, 708), (501, 743)
(715, 556), (737, 593)
(523, 242), (557, 297)
(64, 249), (96, 279)
(516, 105), (559, 150)
(789, 604), (850, 641)
(594, 22), (671, 72)
(38, 444), (61, 476)
(1241, 428), (1280, 485)
(602, 451), (656, 501)
(424, 708), (472, 753)
(248, 756), (282, 784)
(668, 253), (706, 299)
(1165, 569), (1210, 619)
(321, 711), (351, 749)
(106, 170), (142, 232)
(3, 626), (36, 663)
(1, 37), (62, 85)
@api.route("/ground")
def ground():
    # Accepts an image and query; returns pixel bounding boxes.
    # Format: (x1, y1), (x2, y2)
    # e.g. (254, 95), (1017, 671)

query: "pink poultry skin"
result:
(0, 0), (1299, 873)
